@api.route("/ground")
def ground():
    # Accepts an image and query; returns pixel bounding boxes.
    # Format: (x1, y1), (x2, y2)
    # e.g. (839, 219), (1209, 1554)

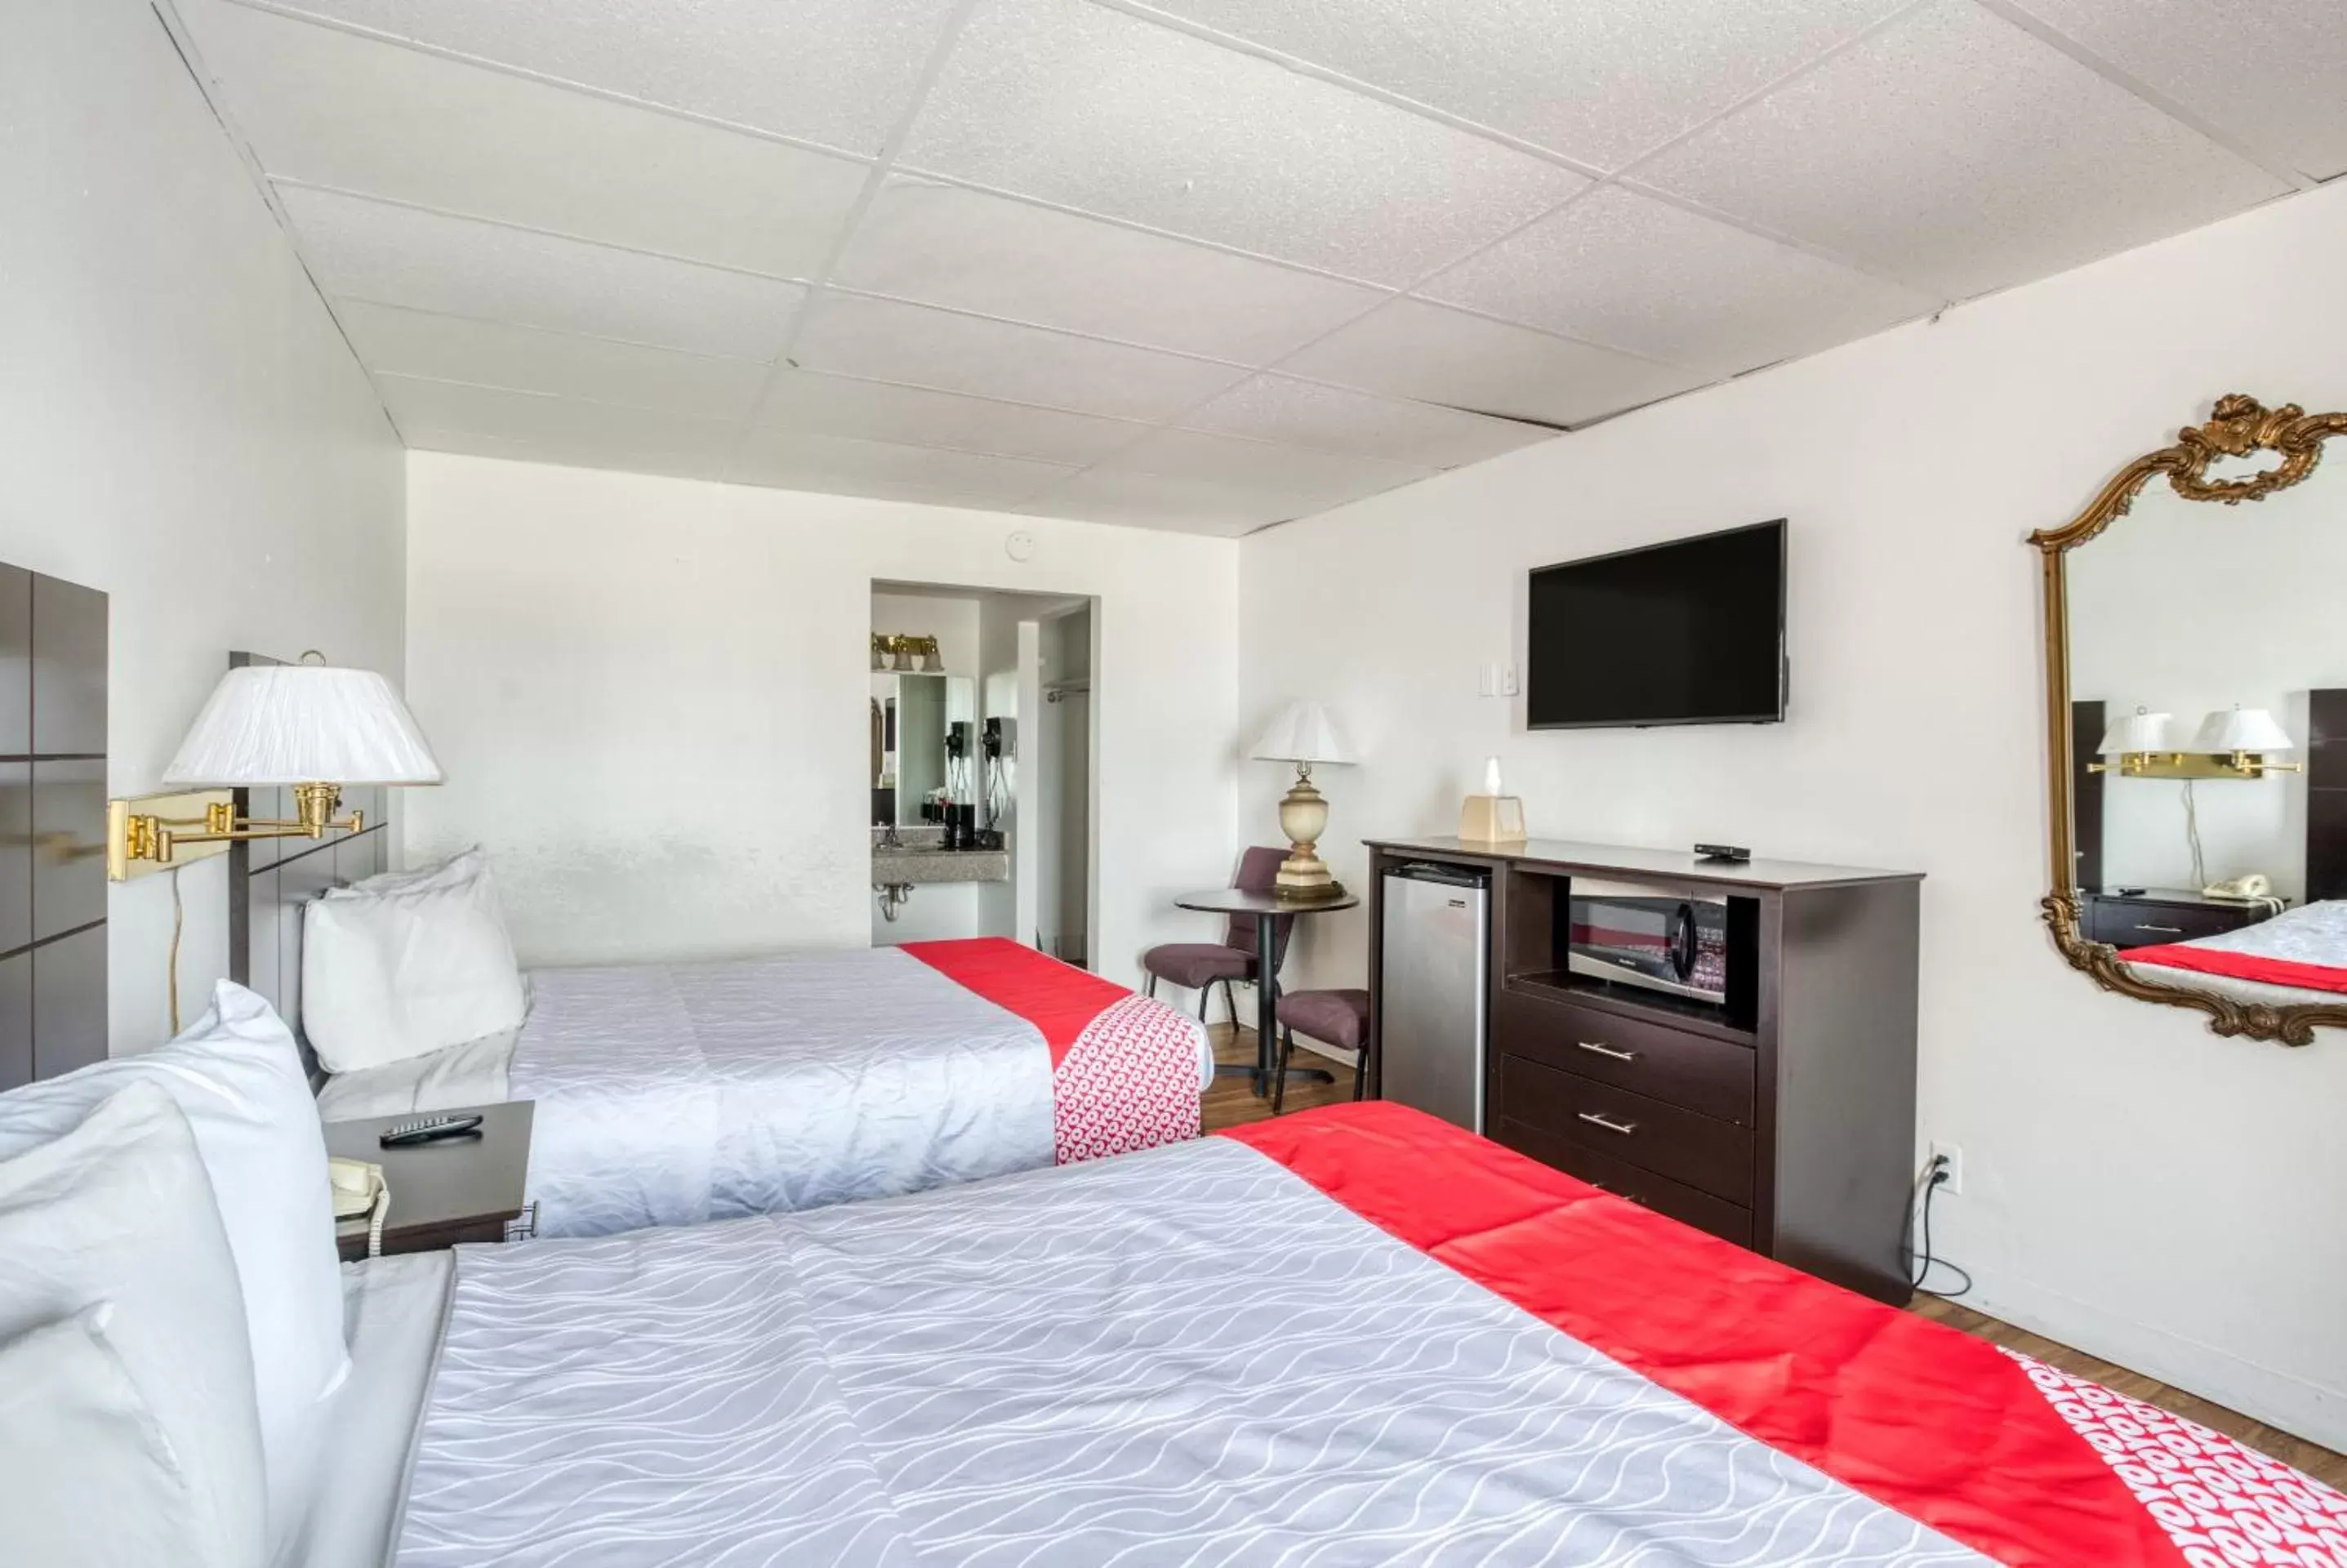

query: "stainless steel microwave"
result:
(1565, 878), (1731, 1006)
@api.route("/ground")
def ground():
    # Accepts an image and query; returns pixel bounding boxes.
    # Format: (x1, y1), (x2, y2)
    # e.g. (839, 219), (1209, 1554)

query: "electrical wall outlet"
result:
(1477, 662), (1496, 697)
(1499, 661), (1520, 697)
(1928, 1141), (1962, 1196)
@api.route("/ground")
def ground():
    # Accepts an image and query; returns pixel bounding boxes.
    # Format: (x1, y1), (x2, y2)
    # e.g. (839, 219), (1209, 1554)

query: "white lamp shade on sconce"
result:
(162, 666), (443, 786)
(1250, 700), (1357, 767)
(2096, 709), (2177, 755)
(2192, 706), (2293, 754)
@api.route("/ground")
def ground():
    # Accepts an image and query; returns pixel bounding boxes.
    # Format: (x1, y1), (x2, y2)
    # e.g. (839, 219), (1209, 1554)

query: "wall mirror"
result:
(2037, 395), (2347, 1044)
(871, 671), (975, 827)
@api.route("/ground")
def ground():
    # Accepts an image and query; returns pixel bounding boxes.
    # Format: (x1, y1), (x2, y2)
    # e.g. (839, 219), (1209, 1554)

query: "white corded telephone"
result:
(2203, 872), (2273, 901)
(328, 1157), (390, 1258)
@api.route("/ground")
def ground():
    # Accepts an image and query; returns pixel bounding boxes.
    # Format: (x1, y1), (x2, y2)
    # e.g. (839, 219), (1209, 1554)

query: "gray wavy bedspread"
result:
(394, 1137), (1981, 1566)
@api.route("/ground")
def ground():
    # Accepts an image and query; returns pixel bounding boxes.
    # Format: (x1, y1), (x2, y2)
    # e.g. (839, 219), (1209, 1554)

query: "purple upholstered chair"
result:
(1142, 845), (1294, 1027)
(1272, 989), (1370, 1113)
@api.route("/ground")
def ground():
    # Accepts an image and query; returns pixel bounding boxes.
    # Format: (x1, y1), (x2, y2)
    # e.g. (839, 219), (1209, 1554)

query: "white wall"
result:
(1240, 180), (2347, 1449)
(406, 454), (1238, 988)
(2070, 481), (2347, 898)
(1, 0), (404, 1050)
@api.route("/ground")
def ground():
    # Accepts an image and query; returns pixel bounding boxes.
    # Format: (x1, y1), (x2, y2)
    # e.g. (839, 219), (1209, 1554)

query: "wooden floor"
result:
(1199, 1022), (2347, 1489)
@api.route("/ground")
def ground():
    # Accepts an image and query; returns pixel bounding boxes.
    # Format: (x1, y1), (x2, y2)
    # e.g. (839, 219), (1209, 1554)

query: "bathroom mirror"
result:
(871, 672), (975, 827)
(2036, 395), (2347, 1043)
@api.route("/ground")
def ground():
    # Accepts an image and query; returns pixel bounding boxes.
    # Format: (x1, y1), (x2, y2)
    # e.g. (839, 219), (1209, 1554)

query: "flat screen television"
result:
(1526, 519), (1786, 729)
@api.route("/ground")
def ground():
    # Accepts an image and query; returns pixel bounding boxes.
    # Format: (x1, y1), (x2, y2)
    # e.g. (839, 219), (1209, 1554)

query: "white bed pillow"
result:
(0, 1086), (267, 1568)
(305, 847), (528, 1074)
(0, 1307), (204, 1565)
(0, 981), (348, 1556)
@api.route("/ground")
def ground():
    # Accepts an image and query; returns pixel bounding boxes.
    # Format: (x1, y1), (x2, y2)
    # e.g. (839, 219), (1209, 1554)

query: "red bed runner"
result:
(2122, 942), (2347, 996)
(902, 938), (1203, 1164)
(1226, 1102), (2347, 1568)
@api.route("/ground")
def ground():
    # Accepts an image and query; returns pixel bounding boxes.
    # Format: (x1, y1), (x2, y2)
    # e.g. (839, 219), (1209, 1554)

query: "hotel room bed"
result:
(2119, 898), (2347, 1010)
(314, 938), (1213, 1237)
(307, 1102), (2345, 1567)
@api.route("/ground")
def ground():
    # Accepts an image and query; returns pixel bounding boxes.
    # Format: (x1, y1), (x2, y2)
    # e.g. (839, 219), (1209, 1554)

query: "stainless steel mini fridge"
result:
(1378, 862), (1490, 1133)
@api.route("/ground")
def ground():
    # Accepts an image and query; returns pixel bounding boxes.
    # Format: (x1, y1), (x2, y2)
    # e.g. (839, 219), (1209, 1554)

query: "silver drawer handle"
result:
(1579, 1111), (1638, 1136)
(1576, 1040), (1637, 1062)
(2132, 924), (2184, 935)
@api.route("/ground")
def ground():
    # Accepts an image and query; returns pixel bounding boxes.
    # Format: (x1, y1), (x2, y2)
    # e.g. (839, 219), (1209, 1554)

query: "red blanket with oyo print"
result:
(1227, 1103), (2347, 1568)
(903, 938), (1205, 1164)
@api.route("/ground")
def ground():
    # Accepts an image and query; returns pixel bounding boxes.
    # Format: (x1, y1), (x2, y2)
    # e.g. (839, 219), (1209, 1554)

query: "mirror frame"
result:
(2034, 394), (2347, 1045)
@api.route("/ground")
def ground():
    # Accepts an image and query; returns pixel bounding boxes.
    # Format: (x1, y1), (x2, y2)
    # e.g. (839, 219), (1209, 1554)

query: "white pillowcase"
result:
(0, 982), (347, 1557)
(0, 1086), (267, 1568)
(304, 847), (528, 1074)
(0, 1307), (204, 1565)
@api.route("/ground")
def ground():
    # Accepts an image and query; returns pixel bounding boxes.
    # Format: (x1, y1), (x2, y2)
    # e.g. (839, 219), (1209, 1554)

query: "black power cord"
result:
(1904, 1153), (1974, 1298)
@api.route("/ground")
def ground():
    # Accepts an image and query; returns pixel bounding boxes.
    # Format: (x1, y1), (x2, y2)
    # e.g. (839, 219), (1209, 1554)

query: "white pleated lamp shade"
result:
(2096, 708), (2176, 755)
(1250, 700), (1357, 766)
(2192, 706), (2293, 754)
(163, 666), (443, 786)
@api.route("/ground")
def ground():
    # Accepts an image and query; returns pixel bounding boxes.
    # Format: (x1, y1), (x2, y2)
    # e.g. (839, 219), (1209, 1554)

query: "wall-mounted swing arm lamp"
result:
(107, 659), (443, 881)
(2090, 705), (2303, 783)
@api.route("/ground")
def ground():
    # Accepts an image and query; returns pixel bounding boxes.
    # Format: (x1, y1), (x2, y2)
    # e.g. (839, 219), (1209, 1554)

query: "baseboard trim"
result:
(1964, 1275), (2346, 1452)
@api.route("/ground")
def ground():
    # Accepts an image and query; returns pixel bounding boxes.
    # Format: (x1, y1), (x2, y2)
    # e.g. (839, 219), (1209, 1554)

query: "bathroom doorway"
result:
(869, 582), (1090, 956)
(1035, 603), (1093, 968)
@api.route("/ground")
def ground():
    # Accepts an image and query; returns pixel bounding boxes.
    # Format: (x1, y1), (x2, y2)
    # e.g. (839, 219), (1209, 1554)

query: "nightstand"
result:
(322, 1101), (536, 1261)
(2082, 888), (2279, 948)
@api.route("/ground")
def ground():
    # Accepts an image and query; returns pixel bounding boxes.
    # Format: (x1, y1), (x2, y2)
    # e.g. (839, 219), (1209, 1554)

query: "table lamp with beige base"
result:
(1250, 700), (1357, 904)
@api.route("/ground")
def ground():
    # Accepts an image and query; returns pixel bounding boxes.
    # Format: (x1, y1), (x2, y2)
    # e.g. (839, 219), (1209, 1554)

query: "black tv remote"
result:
(1694, 842), (1752, 864)
(379, 1113), (485, 1148)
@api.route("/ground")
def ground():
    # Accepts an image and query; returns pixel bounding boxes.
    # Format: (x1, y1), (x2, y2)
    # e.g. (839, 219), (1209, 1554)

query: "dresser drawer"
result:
(2088, 901), (2247, 947)
(1493, 1116), (1754, 1249)
(1493, 1054), (1755, 1206)
(1494, 988), (1754, 1125)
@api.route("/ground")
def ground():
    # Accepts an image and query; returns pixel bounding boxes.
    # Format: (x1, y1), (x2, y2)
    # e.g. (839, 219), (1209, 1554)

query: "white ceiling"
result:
(167, 0), (2340, 537)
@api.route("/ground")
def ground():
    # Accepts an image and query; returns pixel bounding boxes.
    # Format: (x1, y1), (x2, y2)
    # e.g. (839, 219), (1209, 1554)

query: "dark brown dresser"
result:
(2080, 888), (2272, 947)
(1365, 836), (1923, 1305)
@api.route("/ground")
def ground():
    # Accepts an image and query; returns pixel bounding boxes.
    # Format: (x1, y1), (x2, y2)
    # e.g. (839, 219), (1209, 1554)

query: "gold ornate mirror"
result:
(2036, 395), (2347, 1044)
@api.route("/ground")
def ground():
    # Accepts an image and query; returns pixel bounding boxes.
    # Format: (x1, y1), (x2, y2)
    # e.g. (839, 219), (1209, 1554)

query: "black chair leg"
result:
(1196, 987), (1209, 1024)
(1353, 1040), (1370, 1102)
(1144, 974), (1157, 1000)
(1273, 1026), (1295, 1115)
(1217, 978), (1237, 1029)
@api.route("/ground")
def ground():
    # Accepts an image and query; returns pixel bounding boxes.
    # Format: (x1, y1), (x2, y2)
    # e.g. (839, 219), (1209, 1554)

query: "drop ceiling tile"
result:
(832, 178), (1386, 362)
(733, 429), (1076, 509)
(2010, 0), (2347, 180)
(180, 0), (869, 277)
(1423, 185), (1936, 376)
(1112, 427), (1432, 506)
(1632, 0), (2292, 300)
(375, 373), (743, 456)
(1281, 299), (1708, 428)
(280, 185), (805, 359)
(247, 0), (960, 155)
(1180, 375), (1554, 469)
(336, 301), (770, 419)
(1134, 0), (1907, 171)
(1019, 469), (1301, 536)
(755, 370), (1143, 466)
(790, 294), (1248, 423)
(899, 0), (1586, 286)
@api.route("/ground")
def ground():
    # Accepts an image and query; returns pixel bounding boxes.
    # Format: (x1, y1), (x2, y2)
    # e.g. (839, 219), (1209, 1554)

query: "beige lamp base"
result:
(1275, 766), (1348, 903)
(1459, 794), (1526, 845)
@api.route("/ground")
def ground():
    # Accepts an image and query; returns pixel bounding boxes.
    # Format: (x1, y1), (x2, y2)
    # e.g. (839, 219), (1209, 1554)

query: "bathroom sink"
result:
(872, 844), (1009, 885)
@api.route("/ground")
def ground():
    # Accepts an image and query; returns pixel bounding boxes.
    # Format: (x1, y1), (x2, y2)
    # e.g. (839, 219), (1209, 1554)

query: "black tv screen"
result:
(1526, 519), (1786, 729)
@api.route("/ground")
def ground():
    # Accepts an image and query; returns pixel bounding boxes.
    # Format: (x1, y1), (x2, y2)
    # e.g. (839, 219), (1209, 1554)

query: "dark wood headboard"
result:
(2311, 688), (2346, 904)
(223, 652), (388, 1076)
(1, 564), (109, 1087)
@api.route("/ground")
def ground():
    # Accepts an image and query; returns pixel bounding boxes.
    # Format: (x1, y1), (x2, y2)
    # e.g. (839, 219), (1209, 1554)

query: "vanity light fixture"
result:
(107, 657), (443, 880)
(2091, 704), (2300, 782)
